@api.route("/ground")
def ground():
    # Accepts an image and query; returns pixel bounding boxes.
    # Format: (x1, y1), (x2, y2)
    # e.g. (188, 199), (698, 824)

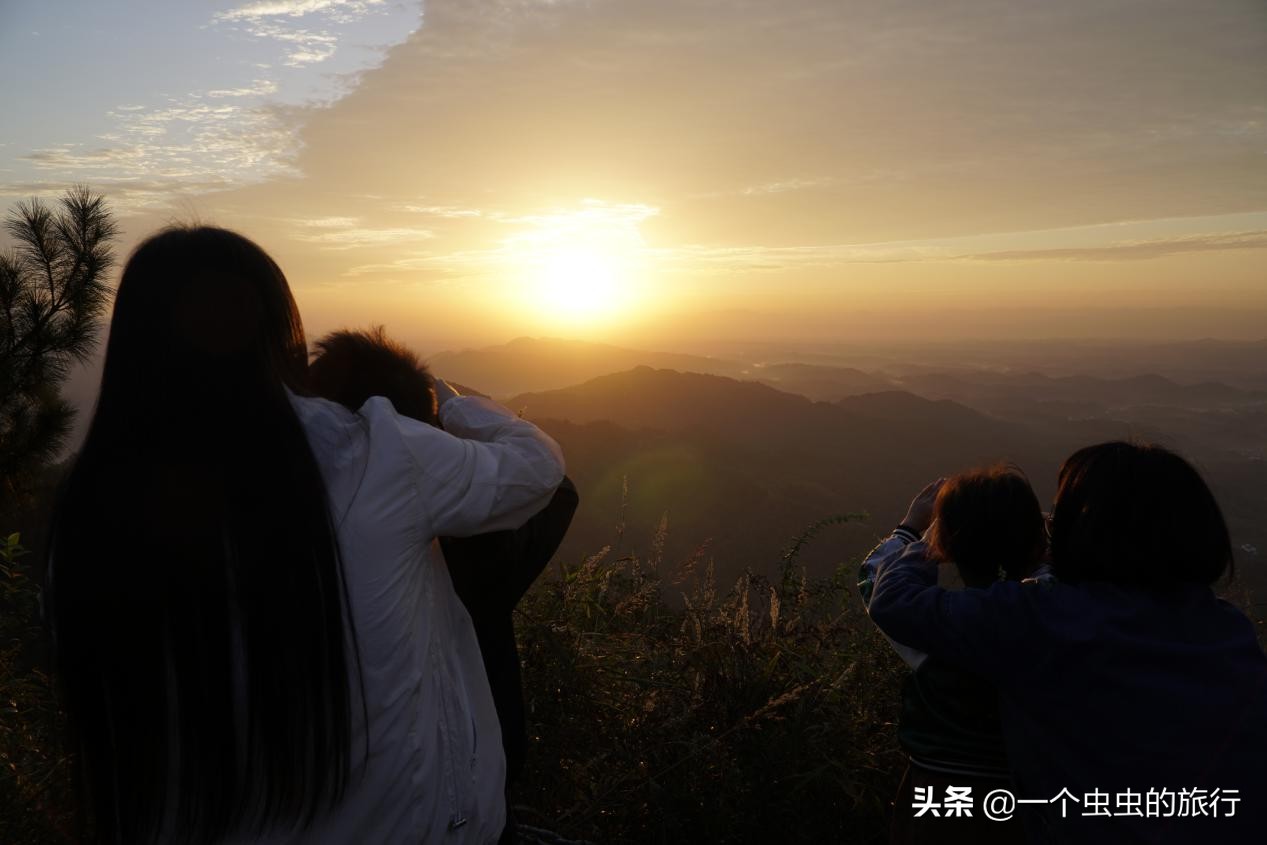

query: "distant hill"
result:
(428, 337), (746, 397)
(869, 338), (1267, 391)
(505, 367), (819, 440)
(836, 391), (987, 425)
(744, 363), (894, 401)
(430, 336), (917, 406)
(508, 368), (1015, 443)
(503, 368), (1064, 580)
(500, 366), (1265, 596)
(897, 370), (1265, 410)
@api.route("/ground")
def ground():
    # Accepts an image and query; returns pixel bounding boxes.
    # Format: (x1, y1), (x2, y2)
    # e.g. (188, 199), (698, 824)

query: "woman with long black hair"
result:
(47, 226), (566, 843)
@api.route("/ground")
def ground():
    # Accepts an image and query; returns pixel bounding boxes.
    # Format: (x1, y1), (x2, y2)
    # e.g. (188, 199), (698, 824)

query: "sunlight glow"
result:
(503, 200), (658, 327)
(534, 247), (626, 319)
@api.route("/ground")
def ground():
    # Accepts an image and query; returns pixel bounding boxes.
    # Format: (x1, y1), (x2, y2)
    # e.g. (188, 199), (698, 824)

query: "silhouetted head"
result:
(1049, 441), (1232, 587)
(309, 326), (438, 425)
(927, 464), (1046, 588)
(101, 226), (309, 415)
(49, 226), (363, 843)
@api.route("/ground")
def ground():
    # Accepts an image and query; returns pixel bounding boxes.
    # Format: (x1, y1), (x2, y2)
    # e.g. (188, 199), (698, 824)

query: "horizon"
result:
(3, 0), (1266, 351)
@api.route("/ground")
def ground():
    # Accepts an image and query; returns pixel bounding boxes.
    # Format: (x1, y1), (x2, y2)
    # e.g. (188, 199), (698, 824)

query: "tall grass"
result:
(510, 513), (907, 843)
(0, 533), (74, 843)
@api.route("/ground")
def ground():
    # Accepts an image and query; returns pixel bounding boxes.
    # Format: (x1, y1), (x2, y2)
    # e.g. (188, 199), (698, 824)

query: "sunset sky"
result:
(2, 0), (1265, 351)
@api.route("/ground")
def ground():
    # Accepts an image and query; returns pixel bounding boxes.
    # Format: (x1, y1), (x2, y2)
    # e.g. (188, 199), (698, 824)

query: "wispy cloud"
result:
(242, 23), (339, 67)
(217, 0), (383, 22)
(2, 2), (417, 213)
(14, 96), (300, 212)
(207, 79), (279, 98)
(965, 231), (1267, 262)
(637, 225), (1267, 273)
(740, 177), (837, 196)
(399, 204), (485, 219)
(292, 216), (436, 249)
(341, 200), (660, 279)
(215, 0), (388, 67)
(47, 101), (295, 175)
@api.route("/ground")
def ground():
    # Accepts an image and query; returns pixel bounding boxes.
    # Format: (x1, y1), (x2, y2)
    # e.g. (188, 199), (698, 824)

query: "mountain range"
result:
(420, 338), (1266, 596)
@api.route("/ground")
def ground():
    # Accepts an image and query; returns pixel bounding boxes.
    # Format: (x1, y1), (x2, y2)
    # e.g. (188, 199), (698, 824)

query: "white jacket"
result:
(271, 391), (566, 843)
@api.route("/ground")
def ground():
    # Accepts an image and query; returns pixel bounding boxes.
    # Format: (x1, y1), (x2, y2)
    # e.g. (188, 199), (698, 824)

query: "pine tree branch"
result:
(0, 187), (117, 504)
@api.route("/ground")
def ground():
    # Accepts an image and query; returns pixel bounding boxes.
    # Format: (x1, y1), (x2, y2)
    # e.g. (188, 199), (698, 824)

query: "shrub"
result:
(512, 515), (906, 844)
(0, 532), (73, 843)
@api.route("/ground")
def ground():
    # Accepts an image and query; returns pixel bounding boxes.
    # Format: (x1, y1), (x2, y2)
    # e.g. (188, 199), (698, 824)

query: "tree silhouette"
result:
(0, 187), (117, 510)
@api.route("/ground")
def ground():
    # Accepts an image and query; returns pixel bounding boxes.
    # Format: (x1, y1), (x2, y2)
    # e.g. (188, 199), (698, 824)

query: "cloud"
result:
(399, 204), (485, 219)
(214, 0), (389, 67)
(216, 1), (384, 23)
(342, 254), (442, 278)
(294, 0), (1264, 248)
(291, 216), (436, 249)
(740, 177), (837, 196)
(0, 176), (237, 215)
(965, 231), (1267, 262)
(19, 98), (302, 211)
(4, 3), (415, 216)
(207, 79), (279, 98)
(242, 23), (339, 67)
(335, 199), (660, 279)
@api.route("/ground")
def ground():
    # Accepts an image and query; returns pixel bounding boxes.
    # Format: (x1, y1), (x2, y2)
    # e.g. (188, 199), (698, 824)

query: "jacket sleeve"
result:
(868, 541), (1039, 681)
(858, 532), (929, 670)
(442, 477), (580, 615)
(501, 476), (579, 603)
(388, 395), (566, 538)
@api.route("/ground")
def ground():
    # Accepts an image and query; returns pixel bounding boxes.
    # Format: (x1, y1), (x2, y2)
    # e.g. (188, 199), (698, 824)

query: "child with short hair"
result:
(859, 465), (1045, 843)
(308, 327), (578, 843)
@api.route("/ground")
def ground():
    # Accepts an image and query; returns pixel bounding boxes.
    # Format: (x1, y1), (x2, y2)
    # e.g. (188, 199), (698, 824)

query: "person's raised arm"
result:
(859, 533), (929, 670)
(866, 479), (1041, 681)
(386, 381), (566, 538)
(857, 479), (943, 669)
(868, 541), (1039, 682)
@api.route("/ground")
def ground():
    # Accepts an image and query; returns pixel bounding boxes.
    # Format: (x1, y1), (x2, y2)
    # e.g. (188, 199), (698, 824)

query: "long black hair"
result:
(47, 226), (364, 842)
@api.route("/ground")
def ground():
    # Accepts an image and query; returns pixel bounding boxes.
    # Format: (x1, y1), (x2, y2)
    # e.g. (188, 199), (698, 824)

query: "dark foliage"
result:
(510, 515), (908, 844)
(0, 187), (117, 517)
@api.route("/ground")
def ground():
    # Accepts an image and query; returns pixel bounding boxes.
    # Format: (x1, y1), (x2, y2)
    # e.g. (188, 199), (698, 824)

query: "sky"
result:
(2, 0), (1266, 353)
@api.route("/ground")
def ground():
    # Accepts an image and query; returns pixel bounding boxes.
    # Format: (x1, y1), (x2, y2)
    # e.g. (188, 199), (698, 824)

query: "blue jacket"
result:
(868, 541), (1267, 844)
(859, 532), (1012, 780)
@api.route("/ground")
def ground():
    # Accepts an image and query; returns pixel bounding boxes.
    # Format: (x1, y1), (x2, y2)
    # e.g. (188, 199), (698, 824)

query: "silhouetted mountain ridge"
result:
(496, 365), (1264, 595)
(504, 367), (1017, 451)
(898, 370), (1265, 409)
(430, 337), (745, 397)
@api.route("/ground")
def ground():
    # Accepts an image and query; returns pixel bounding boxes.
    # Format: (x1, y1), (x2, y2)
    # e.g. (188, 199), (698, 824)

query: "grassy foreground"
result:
(0, 517), (907, 844)
(510, 516), (907, 843)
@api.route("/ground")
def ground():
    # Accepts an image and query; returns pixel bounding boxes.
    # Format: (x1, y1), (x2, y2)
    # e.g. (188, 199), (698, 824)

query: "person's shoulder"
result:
(287, 389), (363, 443)
(354, 394), (449, 455)
(977, 574), (1070, 625)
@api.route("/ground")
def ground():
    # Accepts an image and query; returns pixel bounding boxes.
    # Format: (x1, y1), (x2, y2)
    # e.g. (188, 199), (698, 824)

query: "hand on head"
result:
(433, 377), (461, 408)
(901, 477), (946, 536)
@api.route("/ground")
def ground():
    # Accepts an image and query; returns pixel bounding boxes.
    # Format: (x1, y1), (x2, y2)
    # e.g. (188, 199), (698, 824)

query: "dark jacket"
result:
(869, 541), (1267, 844)
(859, 532), (1012, 779)
(442, 476), (579, 783)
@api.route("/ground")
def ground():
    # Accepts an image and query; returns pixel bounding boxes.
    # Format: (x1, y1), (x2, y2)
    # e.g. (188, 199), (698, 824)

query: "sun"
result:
(499, 201), (657, 328)
(533, 247), (626, 319)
